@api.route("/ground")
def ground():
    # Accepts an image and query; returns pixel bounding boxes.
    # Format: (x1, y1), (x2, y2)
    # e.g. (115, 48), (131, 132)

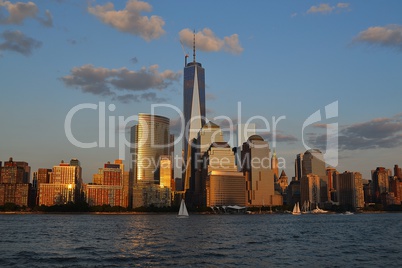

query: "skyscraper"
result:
(131, 114), (170, 184)
(294, 153), (304, 181)
(372, 167), (390, 203)
(241, 135), (278, 206)
(336, 171), (364, 210)
(39, 159), (83, 206)
(183, 35), (206, 190)
(271, 150), (279, 180)
(302, 149), (328, 202)
(300, 173), (321, 207)
(0, 158), (31, 207)
(86, 160), (129, 207)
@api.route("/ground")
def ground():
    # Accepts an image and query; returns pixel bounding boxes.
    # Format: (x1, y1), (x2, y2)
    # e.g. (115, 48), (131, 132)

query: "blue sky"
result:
(1, 0), (402, 182)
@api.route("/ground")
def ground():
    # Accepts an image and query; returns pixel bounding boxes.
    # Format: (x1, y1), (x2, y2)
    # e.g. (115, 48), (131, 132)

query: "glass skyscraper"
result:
(183, 48), (206, 190)
(131, 114), (170, 184)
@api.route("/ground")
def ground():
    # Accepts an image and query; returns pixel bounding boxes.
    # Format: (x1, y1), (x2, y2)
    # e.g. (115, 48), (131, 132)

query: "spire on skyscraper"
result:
(193, 29), (196, 63)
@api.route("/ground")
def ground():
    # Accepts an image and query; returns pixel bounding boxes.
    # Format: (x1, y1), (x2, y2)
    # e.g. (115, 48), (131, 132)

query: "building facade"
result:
(131, 114), (171, 184)
(294, 153), (304, 181)
(183, 42), (206, 191)
(372, 167), (390, 203)
(300, 174), (321, 207)
(202, 142), (245, 207)
(302, 149), (328, 202)
(86, 160), (130, 208)
(241, 135), (277, 206)
(336, 171), (364, 210)
(0, 158), (31, 207)
(38, 159), (82, 206)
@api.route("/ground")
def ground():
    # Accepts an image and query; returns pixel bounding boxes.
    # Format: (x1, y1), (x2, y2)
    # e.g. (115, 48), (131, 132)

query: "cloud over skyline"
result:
(179, 28), (243, 55)
(60, 64), (180, 103)
(0, 0), (53, 27)
(307, 115), (402, 151)
(306, 2), (350, 14)
(354, 24), (402, 50)
(88, 0), (165, 41)
(0, 30), (42, 56)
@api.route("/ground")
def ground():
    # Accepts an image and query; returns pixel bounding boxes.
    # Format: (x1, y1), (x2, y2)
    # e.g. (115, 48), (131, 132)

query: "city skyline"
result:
(1, 1), (402, 181)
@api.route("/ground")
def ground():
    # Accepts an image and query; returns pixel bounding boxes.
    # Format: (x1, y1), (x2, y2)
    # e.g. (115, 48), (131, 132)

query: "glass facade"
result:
(132, 114), (170, 184)
(183, 61), (206, 189)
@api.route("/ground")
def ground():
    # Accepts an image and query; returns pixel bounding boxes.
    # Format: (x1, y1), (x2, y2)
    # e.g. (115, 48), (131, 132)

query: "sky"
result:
(1, 0), (402, 182)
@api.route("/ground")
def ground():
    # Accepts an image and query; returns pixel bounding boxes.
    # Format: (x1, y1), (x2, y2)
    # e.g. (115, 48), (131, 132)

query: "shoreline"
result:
(0, 210), (396, 215)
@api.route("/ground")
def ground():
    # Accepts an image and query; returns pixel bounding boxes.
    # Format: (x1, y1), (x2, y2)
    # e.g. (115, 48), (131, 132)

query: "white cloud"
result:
(0, 1), (53, 27)
(354, 24), (402, 50)
(306, 2), (350, 14)
(88, 0), (165, 41)
(307, 3), (333, 14)
(179, 28), (243, 55)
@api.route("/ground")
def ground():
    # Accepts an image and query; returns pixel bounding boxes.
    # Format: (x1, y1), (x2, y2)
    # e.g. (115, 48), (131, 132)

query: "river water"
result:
(0, 213), (401, 267)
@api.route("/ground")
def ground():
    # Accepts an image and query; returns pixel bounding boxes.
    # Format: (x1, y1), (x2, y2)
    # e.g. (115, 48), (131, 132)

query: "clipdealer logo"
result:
(64, 101), (339, 168)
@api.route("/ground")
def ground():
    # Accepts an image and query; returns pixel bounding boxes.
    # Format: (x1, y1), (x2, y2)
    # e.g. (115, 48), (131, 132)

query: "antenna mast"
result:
(193, 30), (196, 63)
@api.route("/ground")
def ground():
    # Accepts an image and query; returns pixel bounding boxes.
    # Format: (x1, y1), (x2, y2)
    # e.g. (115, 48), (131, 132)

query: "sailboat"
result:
(292, 202), (301, 215)
(177, 199), (189, 218)
(302, 201), (311, 214)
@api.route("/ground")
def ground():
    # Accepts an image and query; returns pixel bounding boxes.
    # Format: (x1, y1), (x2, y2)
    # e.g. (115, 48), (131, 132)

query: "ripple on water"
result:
(1, 213), (402, 267)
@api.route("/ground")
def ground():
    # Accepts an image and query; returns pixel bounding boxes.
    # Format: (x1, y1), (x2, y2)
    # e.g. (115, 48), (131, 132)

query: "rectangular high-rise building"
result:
(38, 160), (83, 206)
(300, 174), (321, 206)
(336, 171), (364, 210)
(131, 114), (170, 184)
(200, 141), (245, 207)
(294, 153), (304, 181)
(302, 149), (328, 202)
(183, 43), (206, 191)
(0, 158), (31, 207)
(86, 160), (130, 208)
(241, 135), (277, 206)
(372, 167), (390, 203)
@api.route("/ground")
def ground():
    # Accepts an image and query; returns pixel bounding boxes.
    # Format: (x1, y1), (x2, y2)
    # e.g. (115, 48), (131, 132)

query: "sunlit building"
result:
(183, 39), (206, 191)
(187, 122), (224, 206)
(38, 159), (83, 206)
(336, 171), (364, 210)
(302, 149), (328, 202)
(86, 160), (130, 208)
(271, 150), (279, 180)
(300, 174), (321, 207)
(131, 114), (171, 184)
(241, 135), (278, 206)
(0, 158), (31, 207)
(159, 155), (173, 189)
(202, 142), (245, 207)
(371, 167), (390, 203)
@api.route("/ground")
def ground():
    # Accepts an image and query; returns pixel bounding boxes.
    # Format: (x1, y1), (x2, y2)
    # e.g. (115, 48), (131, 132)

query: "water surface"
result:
(0, 213), (401, 267)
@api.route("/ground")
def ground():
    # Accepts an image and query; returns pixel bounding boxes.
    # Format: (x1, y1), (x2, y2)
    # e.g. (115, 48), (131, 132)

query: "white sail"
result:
(177, 199), (189, 218)
(292, 202), (301, 215)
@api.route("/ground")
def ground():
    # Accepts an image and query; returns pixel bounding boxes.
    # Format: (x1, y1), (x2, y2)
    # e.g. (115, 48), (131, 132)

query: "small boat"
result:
(292, 202), (301, 215)
(312, 204), (328, 214)
(177, 199), (189, 218)
(343, 211), (354, 215)
(302, 201), (311, 214)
